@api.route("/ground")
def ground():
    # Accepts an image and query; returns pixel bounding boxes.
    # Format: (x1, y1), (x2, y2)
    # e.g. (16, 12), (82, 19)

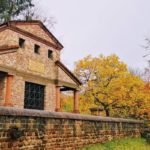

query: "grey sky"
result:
(38, 0), (150, 70)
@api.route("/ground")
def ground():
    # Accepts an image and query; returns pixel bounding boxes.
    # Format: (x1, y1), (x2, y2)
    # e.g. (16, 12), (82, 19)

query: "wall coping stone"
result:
(0, 107), (143, 124)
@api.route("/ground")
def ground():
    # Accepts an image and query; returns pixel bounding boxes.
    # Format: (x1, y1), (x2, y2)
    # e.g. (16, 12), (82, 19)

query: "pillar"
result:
(55, 86), (61, 112)
(4, 74), (13, 106)
(73, 90), (79, 113)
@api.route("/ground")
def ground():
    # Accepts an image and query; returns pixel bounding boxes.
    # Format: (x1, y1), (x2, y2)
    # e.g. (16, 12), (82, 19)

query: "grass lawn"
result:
(80, 138), (150, 150)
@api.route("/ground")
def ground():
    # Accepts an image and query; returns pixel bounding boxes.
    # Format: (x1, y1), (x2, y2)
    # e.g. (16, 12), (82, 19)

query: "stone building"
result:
(0, 20), (81, 113)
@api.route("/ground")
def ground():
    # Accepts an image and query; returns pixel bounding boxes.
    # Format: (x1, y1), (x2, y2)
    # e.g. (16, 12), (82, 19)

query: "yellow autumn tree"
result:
(74, 54), (146, 117)
(61, 93), (73, 112)
(139, 83), (150, 120)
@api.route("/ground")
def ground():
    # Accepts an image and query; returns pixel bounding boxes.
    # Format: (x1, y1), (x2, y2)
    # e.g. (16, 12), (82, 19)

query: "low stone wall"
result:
(142, 120), (150, 144)
(0, 107), (143, 150)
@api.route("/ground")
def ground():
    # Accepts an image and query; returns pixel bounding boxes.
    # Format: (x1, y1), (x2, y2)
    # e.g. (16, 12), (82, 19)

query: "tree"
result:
(0, 0), (34, 23)
(143, 38), (150, 58)
(61, 93), (73, 112)
(143, 38), (150, 82)
(0, 0), (56, 28)
(74, 55), (145, 117)
(23, 6), (56, 29)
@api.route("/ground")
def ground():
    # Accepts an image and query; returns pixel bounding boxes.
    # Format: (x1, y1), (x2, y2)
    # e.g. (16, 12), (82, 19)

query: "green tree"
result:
(0, 0), (55, 29)
(0, 0), (34, 23)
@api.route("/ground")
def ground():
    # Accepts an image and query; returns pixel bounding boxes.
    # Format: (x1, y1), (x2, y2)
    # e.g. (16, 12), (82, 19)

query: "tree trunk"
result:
(105, 108), (110, 117)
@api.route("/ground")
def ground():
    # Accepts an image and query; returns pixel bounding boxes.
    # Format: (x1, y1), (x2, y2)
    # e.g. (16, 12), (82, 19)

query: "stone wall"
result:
(0, 28), (59, 110)
(0, 77), (5, 102)
(15, 23), (56, 45)
(0, 29), (60, 78)
(0, 24), (79, 111)
(58, 67), (77, 85)
(0, 107), (143, 150)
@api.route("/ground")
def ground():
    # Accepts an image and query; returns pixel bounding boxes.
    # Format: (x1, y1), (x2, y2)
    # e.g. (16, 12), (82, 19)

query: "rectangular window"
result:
(19, 38), (25, 48)
(48, 50), (53, 59)
(24, 82), (45, 110)
(34, 44), (40, 54)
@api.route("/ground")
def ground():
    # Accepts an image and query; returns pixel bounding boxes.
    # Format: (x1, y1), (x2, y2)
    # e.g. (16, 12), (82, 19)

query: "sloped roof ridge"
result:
(0, 20), (63, 50)
(56, 60), (82, 86)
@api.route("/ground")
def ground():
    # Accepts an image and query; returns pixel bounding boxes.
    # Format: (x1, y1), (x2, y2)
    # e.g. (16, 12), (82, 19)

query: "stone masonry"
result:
(0, 21), (81, 112)
(0, 107), (143, 150)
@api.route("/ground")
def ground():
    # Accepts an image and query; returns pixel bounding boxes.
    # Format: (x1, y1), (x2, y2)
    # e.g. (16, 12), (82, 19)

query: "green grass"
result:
(80, 138), (150, 150)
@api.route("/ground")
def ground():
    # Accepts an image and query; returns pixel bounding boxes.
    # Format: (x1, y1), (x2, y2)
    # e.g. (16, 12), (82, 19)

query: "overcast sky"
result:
(37, 0), (150, 70)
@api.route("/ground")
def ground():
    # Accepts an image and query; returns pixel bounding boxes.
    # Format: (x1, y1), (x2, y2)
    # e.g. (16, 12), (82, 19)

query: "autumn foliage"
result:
(62, 54), (150, 120)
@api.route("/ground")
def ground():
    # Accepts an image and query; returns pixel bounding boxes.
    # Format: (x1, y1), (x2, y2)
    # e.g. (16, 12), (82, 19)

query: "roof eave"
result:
(56, 60), (82, 86)
(3, 20), (64, 50)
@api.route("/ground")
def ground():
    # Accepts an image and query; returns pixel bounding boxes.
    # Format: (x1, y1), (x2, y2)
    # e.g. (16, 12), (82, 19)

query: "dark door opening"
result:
(24, 82), (45, 110)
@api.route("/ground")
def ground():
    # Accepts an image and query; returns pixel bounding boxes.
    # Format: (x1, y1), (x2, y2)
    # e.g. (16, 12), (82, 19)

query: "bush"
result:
(142, 121), (150, 144)
(146, 133), (150, 144)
